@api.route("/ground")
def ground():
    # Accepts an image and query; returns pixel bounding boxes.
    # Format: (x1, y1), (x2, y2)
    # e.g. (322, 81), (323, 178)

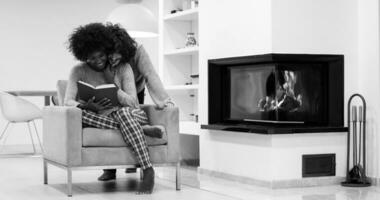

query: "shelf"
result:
(180, 121), (200, 135)
(164, 8), (198, 21)
(164, 46), (199, 56)
(165, 84), (199, 91)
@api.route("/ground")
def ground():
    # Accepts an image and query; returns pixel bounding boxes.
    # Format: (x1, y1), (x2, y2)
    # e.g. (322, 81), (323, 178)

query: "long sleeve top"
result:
(130, 45), (170, 108)
(64, 63), (139, 112)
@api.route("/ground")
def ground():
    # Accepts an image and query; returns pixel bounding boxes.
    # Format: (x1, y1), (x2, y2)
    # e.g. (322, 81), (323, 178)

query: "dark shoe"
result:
(125, 168), (137, 173)
(137, 167), (155, 194)
(98, 169), (116, 181)
(142, 125), (164, 138)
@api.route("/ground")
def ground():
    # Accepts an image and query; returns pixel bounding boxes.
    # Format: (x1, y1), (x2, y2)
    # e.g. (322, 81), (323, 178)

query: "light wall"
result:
(0, 0), (158, 145)
(199, 0), (360, 181)
(357, 0), (380, 179)
(0, 0), (119, 91)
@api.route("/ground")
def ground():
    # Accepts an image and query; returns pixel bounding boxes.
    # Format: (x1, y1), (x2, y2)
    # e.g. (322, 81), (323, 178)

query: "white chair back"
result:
(0, 92), (42, 122)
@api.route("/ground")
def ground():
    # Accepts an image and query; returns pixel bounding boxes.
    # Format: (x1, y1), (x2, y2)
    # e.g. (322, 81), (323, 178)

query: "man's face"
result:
(86, 51), (107, 71)
(108, 52), (122, 67)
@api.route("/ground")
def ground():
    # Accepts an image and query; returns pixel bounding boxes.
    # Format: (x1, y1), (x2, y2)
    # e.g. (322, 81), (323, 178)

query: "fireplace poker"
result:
(358, 106), (363, 165)
(352, 106), (357, 166)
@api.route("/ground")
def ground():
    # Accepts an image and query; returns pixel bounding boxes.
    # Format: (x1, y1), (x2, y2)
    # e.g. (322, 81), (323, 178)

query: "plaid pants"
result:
(81, 107), (152, 170)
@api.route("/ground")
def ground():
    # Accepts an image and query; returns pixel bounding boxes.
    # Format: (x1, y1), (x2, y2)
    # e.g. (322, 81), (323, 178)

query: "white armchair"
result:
(42, 81), (181, 196)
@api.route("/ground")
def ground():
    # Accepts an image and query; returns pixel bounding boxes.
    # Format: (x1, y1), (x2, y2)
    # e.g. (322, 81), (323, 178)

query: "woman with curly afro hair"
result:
(65, 22), (157, 194)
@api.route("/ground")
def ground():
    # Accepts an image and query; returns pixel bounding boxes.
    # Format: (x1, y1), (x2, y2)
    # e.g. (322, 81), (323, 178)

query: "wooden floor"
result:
(1, 156), (380, 200)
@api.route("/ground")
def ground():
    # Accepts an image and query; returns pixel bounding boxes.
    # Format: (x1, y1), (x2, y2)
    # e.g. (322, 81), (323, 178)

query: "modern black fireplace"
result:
(202, 54), (347, 134)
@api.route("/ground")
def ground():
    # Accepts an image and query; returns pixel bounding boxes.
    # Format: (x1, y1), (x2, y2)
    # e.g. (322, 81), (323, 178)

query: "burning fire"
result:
(258, 70), (302, 112)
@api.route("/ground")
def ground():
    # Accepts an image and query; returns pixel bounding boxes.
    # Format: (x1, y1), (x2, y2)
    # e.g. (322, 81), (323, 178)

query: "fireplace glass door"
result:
(228, 63), (327, 125)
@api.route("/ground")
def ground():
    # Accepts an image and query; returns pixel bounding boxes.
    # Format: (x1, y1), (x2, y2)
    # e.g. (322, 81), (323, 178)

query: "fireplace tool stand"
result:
(341, 94), (371, 187)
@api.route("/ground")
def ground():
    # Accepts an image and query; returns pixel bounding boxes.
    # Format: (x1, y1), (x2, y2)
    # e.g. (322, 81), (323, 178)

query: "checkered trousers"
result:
(81, 107), (152, 170)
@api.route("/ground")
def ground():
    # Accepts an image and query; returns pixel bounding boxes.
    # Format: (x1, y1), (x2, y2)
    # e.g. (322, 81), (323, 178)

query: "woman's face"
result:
(108, 52), (122, 67)
(86, 51), (107, 71)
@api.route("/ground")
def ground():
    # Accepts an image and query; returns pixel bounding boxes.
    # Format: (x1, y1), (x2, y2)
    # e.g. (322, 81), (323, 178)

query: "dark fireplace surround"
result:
(201, 54), (348, 134)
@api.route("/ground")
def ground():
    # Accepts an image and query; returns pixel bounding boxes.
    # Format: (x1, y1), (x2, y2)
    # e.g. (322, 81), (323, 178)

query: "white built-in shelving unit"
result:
(159, 0), (200, 136)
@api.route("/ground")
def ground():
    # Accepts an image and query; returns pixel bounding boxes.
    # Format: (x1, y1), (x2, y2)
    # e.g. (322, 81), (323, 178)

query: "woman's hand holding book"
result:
(77, 97), (113, 113)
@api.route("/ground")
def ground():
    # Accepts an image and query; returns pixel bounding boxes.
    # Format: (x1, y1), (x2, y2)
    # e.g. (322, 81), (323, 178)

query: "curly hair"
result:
(68, 23), (113, 62)
(105, 23), (137, 64)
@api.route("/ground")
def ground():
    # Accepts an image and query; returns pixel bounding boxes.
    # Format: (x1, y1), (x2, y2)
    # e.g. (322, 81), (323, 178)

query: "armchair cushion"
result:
(82, 125), (168, 147)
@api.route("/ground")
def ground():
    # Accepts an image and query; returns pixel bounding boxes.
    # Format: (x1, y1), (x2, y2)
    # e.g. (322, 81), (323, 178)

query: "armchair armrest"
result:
(43, 106), (82, 166)
(140, 105), (180, 163)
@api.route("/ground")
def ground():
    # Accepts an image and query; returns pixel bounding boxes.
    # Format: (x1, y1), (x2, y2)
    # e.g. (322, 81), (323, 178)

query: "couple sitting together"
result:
(64, 22), (174, 194)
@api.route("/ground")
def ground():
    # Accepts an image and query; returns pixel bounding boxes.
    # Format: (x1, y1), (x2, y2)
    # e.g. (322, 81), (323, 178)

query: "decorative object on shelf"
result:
(341, 94), (371, 187)
(190, 74), (199, 79)
(190, 75), (199, 85)
(190, 113), (198, 122)
(190, 0), (198, 9)
(106, 3), (157, 38)
(171, 9), (183, 14)
(185, 32), (197, 47)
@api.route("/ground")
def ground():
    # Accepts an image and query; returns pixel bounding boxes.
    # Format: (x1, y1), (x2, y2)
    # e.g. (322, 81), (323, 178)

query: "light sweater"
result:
(130, 45), (170, 108)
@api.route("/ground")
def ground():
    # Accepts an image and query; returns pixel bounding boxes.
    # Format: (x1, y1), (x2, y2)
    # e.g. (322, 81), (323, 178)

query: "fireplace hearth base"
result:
(201, 124), (348, 134)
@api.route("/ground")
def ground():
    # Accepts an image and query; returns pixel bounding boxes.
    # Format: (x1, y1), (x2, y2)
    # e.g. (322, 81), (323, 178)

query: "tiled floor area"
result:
(0, 156), (380, 200)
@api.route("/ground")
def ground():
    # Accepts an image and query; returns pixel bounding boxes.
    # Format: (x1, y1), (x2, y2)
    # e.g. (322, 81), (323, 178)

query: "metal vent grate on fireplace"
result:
(302, 154), (336, 177)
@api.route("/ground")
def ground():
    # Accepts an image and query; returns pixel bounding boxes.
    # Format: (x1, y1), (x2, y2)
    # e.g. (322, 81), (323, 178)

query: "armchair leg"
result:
(43, 159), (48, 184)
(176, 162), (181, 191)
(140, 168), (144, 180)
(67, 168), (72, 197)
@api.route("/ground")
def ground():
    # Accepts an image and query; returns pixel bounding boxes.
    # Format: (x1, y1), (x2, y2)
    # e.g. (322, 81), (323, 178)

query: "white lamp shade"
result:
(106, 4), (158, 38)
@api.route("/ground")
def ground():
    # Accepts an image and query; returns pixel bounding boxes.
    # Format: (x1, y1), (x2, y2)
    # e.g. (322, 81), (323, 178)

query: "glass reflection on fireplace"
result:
(229, 63), (325, 124)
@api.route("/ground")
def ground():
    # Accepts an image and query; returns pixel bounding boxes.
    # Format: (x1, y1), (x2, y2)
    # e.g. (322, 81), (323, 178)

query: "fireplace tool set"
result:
(341, 94), (371, 187)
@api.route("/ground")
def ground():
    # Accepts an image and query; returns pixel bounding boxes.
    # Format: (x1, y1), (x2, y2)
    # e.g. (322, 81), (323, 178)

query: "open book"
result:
(77, 81), (119, 106)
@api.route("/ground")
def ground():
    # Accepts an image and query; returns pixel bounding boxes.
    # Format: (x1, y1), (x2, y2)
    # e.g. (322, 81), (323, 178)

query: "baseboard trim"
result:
(181, 159), (199, 166)
(198, 167), (271, 187)
(198, 167), (345, 189)
(367, 177), (380, 186)
(272, 176), (345, 189)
